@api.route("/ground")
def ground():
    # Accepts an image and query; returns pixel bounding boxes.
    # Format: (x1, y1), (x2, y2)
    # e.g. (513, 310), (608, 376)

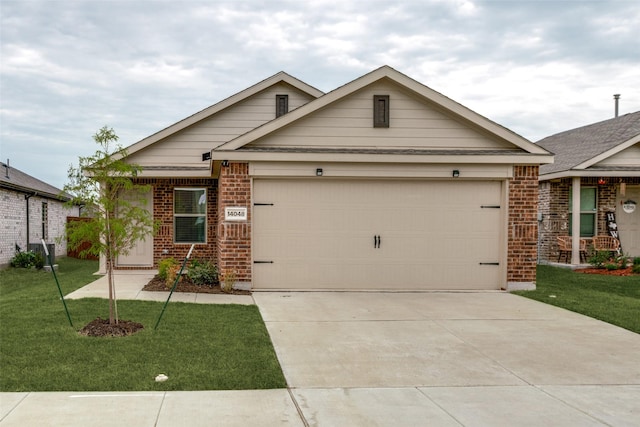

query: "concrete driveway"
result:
(253, 291), (640, 426)
(2, 287), (639, 426)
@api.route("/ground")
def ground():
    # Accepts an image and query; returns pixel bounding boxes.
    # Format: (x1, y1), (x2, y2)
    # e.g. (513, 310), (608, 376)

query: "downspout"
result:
(25, 192), (37, 249)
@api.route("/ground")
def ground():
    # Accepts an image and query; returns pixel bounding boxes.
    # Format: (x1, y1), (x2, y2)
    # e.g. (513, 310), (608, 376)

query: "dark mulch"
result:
(78, 317), (144, 337)
(142, 275), (251, 295)
(576, 267), (638, 276)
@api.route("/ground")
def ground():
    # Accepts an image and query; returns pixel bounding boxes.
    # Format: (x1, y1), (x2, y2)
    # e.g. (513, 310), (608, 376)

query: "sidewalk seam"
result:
(287, 388), (309, 427)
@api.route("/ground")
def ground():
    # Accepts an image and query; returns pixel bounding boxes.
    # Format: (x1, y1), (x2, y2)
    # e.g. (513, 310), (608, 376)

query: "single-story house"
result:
(114, 66), (553, 291)
(537, 111), (640, 263)
(0, 161), (80, 267)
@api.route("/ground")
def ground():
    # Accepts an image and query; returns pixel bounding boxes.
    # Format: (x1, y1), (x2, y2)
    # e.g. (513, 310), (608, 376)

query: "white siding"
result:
(247, 80), (516, 151)
(596, 143), (640, 167)
(128, 83), (316, 167)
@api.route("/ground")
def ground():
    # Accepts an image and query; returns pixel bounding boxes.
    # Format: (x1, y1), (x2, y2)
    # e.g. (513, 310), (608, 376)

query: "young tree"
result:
(64, 126), (157, 325)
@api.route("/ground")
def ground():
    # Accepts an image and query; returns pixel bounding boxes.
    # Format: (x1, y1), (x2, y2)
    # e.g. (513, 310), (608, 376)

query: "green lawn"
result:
(0, 258), (286, 391)
(515, 265), (640, 334)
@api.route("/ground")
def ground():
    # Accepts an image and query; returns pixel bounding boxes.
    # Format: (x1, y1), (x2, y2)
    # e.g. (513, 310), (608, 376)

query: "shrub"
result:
(633, 264), (640, 274)
(617, 254), (629, 269)
(158, 257), (177, 280)
(165, 264), (182, 289)
(605, 263), (619, 271)
(633, 257), (640, 266)
(221, 270), (236, 294)
(10, 251), (45, 269)
(589, 251), (611, 269)
(187, 260), (218, 286)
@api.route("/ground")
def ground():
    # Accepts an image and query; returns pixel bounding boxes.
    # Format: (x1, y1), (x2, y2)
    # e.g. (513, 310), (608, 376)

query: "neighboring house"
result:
(537, 111), (640, 263)
(114, 66), (553, 291)
(0, 161), (80, 267)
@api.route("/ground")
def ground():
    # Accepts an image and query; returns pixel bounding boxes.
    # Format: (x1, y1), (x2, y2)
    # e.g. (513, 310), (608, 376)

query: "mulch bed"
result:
(78, 317), (144, 337)
(142, 275), (251, 295)
(576, 267), (638, 276)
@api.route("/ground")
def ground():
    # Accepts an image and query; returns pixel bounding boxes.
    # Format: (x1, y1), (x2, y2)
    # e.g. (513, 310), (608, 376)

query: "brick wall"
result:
(130, 178), (218, 268)
(507, 165), (539, 286)
(538, 177), (640, 262)
(216, 163), (252, 285)
(0, 188), (79, 267)
(538, 179), (570, 261)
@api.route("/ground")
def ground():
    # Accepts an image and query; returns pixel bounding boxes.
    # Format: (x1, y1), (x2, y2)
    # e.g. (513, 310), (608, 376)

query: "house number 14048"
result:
(225, 207), (247, 221)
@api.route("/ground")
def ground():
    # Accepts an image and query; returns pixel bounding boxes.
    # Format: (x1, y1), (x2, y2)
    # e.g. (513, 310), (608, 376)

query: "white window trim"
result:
(174, 187), (207, 244)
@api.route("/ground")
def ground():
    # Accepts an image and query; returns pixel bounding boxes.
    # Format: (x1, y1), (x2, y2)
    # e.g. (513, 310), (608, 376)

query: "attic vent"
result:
(276, 94), (289, 118)
(373, 95), (389, 128)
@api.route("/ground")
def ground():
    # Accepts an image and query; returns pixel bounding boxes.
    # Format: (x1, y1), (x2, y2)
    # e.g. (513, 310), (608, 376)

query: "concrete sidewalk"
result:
(2, 275), (639, 426)
(64, 270), (254, 305)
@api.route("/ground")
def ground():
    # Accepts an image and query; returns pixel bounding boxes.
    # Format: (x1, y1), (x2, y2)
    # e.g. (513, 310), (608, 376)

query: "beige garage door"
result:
(253, 179), (504, 290)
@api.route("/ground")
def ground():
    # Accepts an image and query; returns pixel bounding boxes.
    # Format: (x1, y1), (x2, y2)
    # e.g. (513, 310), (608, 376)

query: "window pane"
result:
(580, 213), (595, 237)
(568, 213), (595, 237)
(569, 187), (596, 212)
(174, 217), (206, 243)
(175, 189), (206, 214)
(174, 188), (207, 243)
(580, 188), (596, 211)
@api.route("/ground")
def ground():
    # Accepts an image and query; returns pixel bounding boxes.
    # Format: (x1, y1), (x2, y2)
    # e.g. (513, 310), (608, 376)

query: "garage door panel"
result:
(253, 179), (504, 290)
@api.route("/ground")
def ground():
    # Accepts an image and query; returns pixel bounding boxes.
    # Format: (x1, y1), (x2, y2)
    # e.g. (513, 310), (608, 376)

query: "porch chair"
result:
(592, 236), (621, 257)
(556, 236), (588, 263)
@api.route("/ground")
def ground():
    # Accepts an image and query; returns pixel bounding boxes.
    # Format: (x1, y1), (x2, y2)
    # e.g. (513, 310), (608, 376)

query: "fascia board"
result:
(136, 168), (212, 178)
(211, 150), (553, 165)
(539, 169), (640, 181)
(573, 134), (640, 170)
(114, 72), (324, 161)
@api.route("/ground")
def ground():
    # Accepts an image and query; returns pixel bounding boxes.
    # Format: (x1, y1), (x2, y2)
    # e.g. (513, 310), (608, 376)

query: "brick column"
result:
(217, 163), (252, 289)
(507, 165), (539, 290)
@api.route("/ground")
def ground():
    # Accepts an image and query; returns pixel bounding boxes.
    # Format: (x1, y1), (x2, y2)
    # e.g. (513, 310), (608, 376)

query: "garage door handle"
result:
(479, 262), (500, 265)
(374, 235), (381, 248)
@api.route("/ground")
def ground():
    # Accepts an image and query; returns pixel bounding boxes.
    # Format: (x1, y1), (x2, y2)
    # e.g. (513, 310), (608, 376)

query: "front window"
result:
(569, 187), (596, 237)
(174, 188), (206, 243)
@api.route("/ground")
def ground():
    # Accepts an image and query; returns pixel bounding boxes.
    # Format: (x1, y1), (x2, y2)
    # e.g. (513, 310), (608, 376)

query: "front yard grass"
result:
(515, 265), (640, 334)
(0, 257), (286, 391)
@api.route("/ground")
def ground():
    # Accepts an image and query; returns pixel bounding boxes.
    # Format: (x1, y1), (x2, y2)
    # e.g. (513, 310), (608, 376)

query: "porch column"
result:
(571, 177), (581, 264)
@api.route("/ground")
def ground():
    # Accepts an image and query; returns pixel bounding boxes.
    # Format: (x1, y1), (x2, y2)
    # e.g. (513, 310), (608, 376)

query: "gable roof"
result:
(116, 71), (324, 160)
(213, 66), (551, 160)
(0, 162), (70, 201)
(537, 111), (640, 179)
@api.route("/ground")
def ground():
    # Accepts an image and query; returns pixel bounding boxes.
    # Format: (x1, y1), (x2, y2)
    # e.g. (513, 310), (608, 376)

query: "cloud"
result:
(1, 0), (639, 188)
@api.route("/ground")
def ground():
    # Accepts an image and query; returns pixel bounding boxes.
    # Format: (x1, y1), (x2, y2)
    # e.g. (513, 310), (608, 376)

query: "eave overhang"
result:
(539, 168), (640, 181)
(211, 149), (553, 178)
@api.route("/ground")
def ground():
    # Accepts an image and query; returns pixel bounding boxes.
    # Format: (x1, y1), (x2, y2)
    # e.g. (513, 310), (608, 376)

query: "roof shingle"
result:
(536, 111), (640, 175)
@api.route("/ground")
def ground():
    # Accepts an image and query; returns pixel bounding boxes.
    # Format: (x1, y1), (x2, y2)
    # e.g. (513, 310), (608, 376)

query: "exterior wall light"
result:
(452, 170), (460, 178)
(316, 168), (323, 176)
(221, 160), (229, 167)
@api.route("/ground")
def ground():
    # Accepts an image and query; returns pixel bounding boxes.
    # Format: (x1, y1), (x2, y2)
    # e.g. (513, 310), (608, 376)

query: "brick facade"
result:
(507, 165), (539, 287)
(216, 163), (252, 286)
(131, 178), (218, 268)
(0, 188), (79, 267)
(121, 164), (543, 290)
(538, 177), (640, 262)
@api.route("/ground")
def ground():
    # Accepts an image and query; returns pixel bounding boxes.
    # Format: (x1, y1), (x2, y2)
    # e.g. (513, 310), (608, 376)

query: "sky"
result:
(1, 0), (639, 190)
